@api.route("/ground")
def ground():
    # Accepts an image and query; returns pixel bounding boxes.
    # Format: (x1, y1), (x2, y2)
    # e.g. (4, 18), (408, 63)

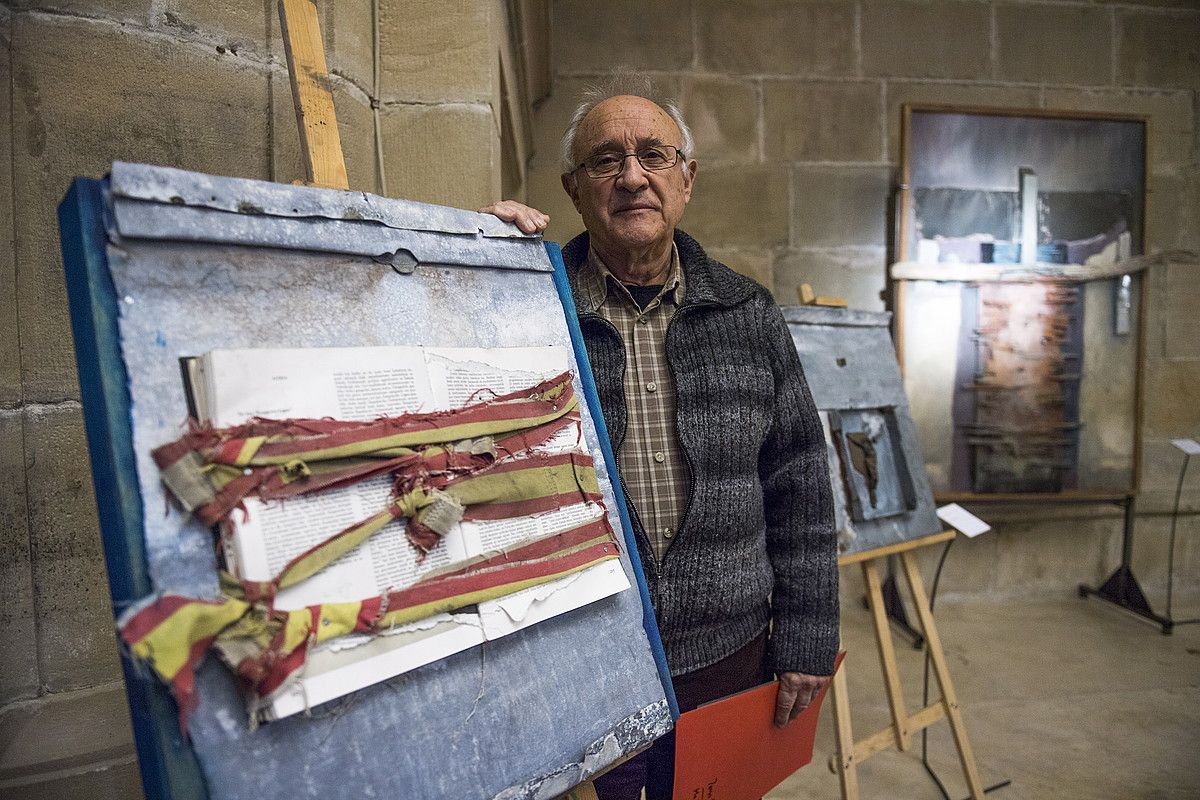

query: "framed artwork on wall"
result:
(892, 105), (1148, 502)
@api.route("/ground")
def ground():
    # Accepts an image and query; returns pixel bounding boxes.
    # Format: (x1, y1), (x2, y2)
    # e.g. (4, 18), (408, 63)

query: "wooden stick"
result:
(278, 0), (350, 190)
(797, 283), (848, 307)
(894, 278), (907, 380)
(837, 529), (955, 567)
(900, 550), (986, 800)
(814, 295), (849, 308)
(862, 559), (912, 752)
(908, 700), (948, 732)
(837, 700), (946, 770)
(829, 661), (859, 799)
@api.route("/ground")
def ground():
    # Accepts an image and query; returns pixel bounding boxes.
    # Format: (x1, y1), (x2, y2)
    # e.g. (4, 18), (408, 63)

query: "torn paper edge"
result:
(491, 699), (673, 800)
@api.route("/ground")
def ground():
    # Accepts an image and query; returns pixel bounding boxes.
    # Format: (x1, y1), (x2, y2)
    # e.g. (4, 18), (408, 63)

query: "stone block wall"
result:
(1, 1), (1197, 795)
(527, 0), (1200, 604)
(0, 1), (539, 795)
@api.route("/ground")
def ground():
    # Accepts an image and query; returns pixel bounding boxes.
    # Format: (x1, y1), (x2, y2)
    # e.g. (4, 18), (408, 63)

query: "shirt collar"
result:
(578, 244), (685, 313)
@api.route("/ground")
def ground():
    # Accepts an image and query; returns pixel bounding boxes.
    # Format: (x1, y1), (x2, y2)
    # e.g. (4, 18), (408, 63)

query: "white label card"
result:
(936, 503), (991, 538)
(1170, 438), (1200, 456)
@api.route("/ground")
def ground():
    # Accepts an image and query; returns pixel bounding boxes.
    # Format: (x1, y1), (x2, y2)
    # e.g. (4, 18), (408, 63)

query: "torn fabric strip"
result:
(152, 372), (581, 549)
(120, 371), (621, 728)
(120, 517), (618, 728)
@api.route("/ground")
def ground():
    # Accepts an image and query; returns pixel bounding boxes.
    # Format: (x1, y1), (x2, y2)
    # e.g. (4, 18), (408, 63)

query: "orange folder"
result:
(672, 651), (845, 800)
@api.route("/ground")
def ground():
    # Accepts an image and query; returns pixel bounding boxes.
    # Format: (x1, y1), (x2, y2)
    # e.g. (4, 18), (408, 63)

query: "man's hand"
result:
(478, 200), (550, 235)
(774, 671), (832, 728)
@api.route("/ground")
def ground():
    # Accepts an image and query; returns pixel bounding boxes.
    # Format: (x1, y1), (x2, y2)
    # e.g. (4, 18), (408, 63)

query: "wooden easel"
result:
(828, 530), (985, 800)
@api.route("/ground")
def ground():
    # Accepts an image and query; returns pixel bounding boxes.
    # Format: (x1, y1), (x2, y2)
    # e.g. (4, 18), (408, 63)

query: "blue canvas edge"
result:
(543, 240), (679, 720)
(58, 177), (210, 800)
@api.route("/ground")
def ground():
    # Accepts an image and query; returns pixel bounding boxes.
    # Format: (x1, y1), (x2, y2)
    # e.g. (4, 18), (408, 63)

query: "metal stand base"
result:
(1079, 496), (1174, 635)
(1079, 565), (1173, 634)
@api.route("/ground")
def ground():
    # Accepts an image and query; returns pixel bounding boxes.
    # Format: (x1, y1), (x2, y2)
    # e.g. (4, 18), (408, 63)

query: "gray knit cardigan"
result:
(562, 229), (840, 677)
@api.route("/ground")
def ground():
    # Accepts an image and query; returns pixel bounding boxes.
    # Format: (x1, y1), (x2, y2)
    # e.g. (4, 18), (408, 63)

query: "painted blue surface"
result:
(57, 167), (672, 800)
(544, 240), (679, 720)
(58, 178), (209, 800)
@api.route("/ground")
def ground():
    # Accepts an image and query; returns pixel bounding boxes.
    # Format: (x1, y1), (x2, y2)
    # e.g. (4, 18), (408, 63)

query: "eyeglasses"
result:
(573, 145), (685, 179)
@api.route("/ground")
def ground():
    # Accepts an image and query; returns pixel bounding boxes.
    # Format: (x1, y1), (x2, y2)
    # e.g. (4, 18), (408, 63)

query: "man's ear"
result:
(681, 159), (697, 204)
(561, 172), (582, 213)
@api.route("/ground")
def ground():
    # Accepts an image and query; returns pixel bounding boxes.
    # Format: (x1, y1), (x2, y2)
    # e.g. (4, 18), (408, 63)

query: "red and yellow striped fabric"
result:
(122, 371), (621, 729)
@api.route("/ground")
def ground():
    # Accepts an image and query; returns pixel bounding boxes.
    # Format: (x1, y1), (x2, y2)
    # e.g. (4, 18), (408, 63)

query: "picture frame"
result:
(892, 105), (1149, 502)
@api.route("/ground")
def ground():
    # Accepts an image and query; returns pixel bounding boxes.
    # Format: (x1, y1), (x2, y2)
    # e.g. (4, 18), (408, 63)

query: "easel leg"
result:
(863, 559), (912, 751)
(899, 551), (986, 800)
(830, 662), (860, 800)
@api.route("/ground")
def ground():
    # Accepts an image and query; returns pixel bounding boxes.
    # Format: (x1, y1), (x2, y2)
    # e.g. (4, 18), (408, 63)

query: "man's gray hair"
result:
(559, 71), (696, 175)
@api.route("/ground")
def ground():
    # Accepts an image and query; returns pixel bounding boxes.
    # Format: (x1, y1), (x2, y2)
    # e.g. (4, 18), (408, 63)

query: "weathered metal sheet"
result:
(783, 307), (908, 411)
(783, 305), (941, 555)
(782, 305), (889, 329)
(965, 283), (1083, 493)
(110, 196), (553, 272)
(72, 164), (669, 800)
(900, 272), (1151, 496)
(829, 409), (918, 522)
(111, 161), (531, 238)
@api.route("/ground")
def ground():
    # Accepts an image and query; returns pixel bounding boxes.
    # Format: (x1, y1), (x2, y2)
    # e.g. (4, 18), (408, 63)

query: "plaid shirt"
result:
(578, 246), (691, 564)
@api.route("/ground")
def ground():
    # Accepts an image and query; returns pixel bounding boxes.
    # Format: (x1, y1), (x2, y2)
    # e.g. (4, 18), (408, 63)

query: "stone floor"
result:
(5, 591), (1197, 799)
(767, 593), (1200, 800)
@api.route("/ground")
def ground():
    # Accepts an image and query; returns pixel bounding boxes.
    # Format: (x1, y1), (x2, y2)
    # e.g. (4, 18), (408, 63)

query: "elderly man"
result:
(483, 79), (838, 800)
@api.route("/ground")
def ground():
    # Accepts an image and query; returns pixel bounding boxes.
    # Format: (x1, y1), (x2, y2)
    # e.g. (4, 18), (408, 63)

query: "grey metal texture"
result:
(782, 305), (941, 555)
(105, 164), (668, 799)
(109, 162), (550, 272)
(782, 307), (906, 410)
(782, 304), (888, 330)
(111, 161), (532, 238)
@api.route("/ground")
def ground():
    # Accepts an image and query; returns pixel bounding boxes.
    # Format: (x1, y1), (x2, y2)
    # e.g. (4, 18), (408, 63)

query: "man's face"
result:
(562, 95), (697, 256)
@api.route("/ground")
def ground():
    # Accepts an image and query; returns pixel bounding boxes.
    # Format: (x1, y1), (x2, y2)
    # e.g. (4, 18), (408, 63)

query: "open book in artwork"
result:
(180, 344), (630, 721)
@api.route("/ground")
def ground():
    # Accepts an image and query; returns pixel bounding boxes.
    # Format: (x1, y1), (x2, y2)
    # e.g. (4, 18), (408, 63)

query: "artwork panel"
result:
(829, 408), (916, 522)
(907, 112), (1145, 195)
(784, 307), (940, 555)
(61, 165), (672, 800)
(897, 106), (1145, 499)
(903, 109), (1146, 264)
